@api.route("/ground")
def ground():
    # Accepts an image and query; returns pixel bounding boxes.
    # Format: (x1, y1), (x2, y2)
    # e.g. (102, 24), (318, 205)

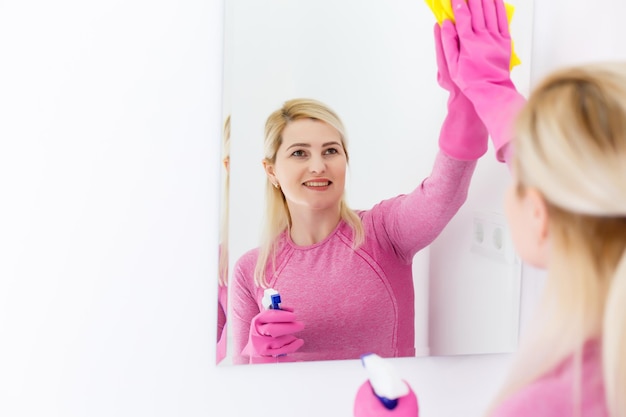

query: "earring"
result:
(272, 182), (280, 189)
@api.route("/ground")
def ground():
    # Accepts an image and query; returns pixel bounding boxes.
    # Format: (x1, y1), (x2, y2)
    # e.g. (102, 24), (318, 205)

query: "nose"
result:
(309, 154), (326, 174)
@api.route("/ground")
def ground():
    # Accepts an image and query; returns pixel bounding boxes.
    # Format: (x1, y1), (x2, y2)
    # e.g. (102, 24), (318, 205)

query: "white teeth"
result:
(304, 181), (329, 187)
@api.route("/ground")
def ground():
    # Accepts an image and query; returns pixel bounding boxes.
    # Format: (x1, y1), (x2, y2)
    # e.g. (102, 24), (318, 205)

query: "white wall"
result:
(2, 1), (626, 417)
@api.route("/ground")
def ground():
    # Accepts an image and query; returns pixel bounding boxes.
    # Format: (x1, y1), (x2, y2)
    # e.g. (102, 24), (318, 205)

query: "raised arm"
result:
(366, 152), (475, 263)
(362, 16), (492, 262)
(440, 0), (526, 166)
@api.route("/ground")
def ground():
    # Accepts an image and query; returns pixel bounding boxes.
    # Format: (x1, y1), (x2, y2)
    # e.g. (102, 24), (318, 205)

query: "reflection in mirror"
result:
(231, 97), (480, 364)
(217, 115), (230, 364)
(219, 0), (533, 365)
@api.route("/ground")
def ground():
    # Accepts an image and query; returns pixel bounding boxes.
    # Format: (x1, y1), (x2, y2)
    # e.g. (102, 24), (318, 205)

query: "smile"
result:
(303, 180), (331, 187)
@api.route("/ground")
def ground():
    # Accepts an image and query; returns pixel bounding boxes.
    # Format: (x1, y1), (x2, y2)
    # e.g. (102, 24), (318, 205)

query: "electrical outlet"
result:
(471, 211), (515, 264)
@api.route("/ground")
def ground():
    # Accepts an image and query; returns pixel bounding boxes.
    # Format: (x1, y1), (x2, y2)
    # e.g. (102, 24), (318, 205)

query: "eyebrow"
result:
(285, 141), (342, 150)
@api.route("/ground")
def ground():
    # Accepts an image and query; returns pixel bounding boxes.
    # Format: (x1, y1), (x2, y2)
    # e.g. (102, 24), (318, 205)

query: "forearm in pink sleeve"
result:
(378, 151), (476, 261)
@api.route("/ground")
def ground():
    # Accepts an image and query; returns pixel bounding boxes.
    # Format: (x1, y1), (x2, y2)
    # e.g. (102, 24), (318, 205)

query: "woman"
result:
(230, 97), (473, 364)
(488, 59), (626, 417)
(217, 114), (230, 364)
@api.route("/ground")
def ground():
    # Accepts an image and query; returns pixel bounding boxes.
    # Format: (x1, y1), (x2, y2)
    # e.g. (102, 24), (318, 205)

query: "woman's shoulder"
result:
(491, 343), (607, 417)
(233, 247), (260, 272)
(490, 377), (575, 417)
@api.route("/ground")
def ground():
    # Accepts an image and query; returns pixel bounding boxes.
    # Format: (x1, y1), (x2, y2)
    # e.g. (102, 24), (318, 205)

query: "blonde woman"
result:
(230, 93), (477, 364)
(440, 5), (623, 414)
(217, 114), (230, 364)
(485, 61), (626, 417)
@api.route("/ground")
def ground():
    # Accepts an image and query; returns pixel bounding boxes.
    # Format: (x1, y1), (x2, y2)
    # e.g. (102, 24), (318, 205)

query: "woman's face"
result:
(268, 118), (347, 215)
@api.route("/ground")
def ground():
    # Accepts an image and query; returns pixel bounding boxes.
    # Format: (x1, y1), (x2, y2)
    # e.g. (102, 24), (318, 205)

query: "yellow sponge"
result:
(425, 0), (521, 70)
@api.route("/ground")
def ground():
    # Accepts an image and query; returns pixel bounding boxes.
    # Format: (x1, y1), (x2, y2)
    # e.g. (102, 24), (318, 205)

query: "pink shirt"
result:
(491, 339), (608, 417)
(231, 151), (476, 363)
(216, 284), (227, 363)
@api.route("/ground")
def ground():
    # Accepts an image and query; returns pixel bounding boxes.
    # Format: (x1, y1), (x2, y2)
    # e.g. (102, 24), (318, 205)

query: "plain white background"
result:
(2, 1), (626, 416)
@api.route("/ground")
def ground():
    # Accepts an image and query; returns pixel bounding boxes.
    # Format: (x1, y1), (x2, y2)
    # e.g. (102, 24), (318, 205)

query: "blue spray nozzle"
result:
(377, 396), (399, 410)
(262, 288), (281, 310)
(270, 293), (282, 310)
(360, 353), (408, 411)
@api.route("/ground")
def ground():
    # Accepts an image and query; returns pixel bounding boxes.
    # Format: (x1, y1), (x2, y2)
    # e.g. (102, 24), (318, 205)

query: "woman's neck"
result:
(287, 206), (342, 246)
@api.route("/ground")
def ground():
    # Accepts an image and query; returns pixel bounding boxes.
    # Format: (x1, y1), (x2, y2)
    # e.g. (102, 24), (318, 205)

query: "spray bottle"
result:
(354, 353), (419, 416)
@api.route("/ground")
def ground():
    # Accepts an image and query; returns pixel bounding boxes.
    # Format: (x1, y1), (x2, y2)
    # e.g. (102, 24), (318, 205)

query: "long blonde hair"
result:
(490, 62), (626, 416)
(254, 98), (364, 287)
(218, 114), (231, 287)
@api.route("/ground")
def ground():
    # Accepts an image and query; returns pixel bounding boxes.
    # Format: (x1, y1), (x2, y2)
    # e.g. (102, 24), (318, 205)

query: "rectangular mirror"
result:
(218, 0), (533, 365)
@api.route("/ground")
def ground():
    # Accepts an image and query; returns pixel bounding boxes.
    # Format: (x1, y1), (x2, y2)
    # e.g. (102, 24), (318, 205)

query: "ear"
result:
(262, 159), (277, 186)
(525, 187), (550, 253)
(222, 156), (230, 173)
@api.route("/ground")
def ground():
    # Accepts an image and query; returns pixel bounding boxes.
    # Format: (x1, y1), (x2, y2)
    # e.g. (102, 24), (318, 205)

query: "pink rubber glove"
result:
(441, 0), (526, 163)
(434, 23), (488, 161)
(243, 305), (305, 362)
(354, 380), (419, 417)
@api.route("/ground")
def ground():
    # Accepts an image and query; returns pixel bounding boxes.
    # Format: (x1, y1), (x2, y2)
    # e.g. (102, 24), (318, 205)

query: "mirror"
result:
(218, 0), (533, 365)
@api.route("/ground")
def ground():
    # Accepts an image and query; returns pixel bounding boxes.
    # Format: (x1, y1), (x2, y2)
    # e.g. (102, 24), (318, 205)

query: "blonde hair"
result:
(490, 62), (626, 416)
(218, 114), (231, 287)
(254, 98), (364, 287)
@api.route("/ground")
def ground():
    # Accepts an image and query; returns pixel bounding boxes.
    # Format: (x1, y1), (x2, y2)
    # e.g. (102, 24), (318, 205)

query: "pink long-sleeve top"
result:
(231, 151), (476, 364)
(216, 284), (227, 363)
(490, 339), (608, 417)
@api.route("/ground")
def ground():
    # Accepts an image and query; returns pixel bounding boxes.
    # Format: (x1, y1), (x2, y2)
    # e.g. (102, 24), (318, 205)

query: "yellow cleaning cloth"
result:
(425, 0), (521, 70)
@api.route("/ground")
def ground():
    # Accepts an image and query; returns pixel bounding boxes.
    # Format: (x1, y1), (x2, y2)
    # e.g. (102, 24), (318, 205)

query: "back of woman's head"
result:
(514, 62), (626, 216)
(511, 62), (626, 417)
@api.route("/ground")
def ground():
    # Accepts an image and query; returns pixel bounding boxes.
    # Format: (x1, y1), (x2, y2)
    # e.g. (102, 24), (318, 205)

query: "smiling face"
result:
(265, 118), (347, 216)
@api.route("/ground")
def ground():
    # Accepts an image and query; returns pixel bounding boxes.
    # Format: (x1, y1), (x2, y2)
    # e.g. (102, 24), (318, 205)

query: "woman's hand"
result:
(243, 305), (305, 362)
(434, 21), (488, 161)
(441, 0), (513, 93)
(439, 0), (526, 164)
